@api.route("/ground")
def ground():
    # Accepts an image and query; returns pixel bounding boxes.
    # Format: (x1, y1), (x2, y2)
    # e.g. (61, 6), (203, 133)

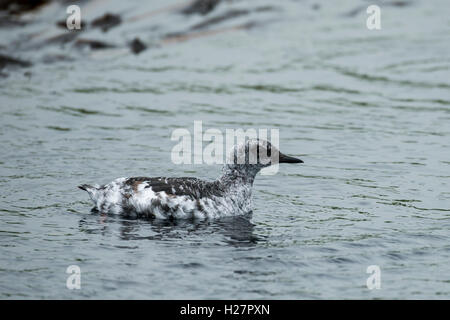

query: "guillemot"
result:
(78, 139), (302, 219)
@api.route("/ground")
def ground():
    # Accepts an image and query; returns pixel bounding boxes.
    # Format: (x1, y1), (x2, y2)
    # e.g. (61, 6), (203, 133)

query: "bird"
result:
(78, 139), (303, 219)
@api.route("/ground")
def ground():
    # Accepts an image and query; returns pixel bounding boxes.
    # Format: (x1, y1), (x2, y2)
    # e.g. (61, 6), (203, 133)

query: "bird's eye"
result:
(267, 144), (271, 157)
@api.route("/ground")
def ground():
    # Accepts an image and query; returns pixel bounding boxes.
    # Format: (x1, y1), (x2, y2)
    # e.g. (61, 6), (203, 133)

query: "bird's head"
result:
(222, 139), (303, 181)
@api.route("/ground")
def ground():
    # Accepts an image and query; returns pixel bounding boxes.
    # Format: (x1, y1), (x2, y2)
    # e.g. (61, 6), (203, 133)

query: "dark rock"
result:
(91, 13), (121, 32)
(0, 53), (31, 70)
(129, 38), (147, 55)
(181, 0), (221, 15)
(74, 38), (116, 50)
(0, 0), (50, 15)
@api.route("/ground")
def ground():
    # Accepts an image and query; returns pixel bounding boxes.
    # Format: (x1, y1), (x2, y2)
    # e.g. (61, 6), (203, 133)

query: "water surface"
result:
(0, 0), (449, 299)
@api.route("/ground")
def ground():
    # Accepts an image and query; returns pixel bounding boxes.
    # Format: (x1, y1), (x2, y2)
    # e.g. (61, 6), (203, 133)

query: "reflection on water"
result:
(78, 212), (262, 247)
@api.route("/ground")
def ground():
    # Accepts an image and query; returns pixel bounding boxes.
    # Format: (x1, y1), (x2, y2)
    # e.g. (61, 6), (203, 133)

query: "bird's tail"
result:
(78, 184), (99, 201)
(78, 184), (94, 192)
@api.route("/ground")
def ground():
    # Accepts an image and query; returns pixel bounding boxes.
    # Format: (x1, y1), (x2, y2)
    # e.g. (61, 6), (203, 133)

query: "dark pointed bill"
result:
(279, 153), (303, 163)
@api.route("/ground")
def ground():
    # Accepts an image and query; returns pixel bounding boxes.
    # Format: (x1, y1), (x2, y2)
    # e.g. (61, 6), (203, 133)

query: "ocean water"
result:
(0, 0), (449, 299)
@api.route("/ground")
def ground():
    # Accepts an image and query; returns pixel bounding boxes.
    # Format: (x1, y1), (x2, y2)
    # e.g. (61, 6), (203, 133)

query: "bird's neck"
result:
(217, 164), (259, 187)
(213, 165), (257, 214)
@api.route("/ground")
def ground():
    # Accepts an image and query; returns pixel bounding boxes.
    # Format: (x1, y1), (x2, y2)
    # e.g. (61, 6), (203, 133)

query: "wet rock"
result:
(129, 38), (147, 55)
(91, 13), (121, 32)
(0, 0), (50, 15)
(181, 0), (221, 15)
(74, 38), (116, 50)
(0, 53), (31, 70)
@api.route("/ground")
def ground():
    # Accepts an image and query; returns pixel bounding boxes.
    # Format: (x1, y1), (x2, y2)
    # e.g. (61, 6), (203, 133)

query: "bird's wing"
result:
(124, 177), (224, 199)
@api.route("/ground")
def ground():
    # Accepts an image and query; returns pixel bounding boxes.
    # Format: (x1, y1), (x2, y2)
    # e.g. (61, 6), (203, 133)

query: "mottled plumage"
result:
(79, 139), (302, 219)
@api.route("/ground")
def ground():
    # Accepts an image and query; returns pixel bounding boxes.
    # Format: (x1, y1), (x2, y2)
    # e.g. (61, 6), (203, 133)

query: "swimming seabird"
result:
(78, 139), (303, 219)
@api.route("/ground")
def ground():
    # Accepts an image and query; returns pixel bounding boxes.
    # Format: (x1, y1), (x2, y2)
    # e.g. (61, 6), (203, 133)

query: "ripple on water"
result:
(0, 0), (450, 299)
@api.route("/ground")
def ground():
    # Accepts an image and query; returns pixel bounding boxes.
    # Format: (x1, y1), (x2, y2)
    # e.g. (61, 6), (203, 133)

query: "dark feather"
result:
(124, 177), (226, 199)
(78, 184), (94, 191)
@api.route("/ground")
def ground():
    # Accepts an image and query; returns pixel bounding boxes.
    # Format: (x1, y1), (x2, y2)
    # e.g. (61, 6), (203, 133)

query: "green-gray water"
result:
(0, 0), (449, 299)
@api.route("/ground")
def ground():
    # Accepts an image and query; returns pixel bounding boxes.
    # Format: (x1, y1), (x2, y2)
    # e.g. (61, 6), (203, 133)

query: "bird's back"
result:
(80, 176), (237, 219)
